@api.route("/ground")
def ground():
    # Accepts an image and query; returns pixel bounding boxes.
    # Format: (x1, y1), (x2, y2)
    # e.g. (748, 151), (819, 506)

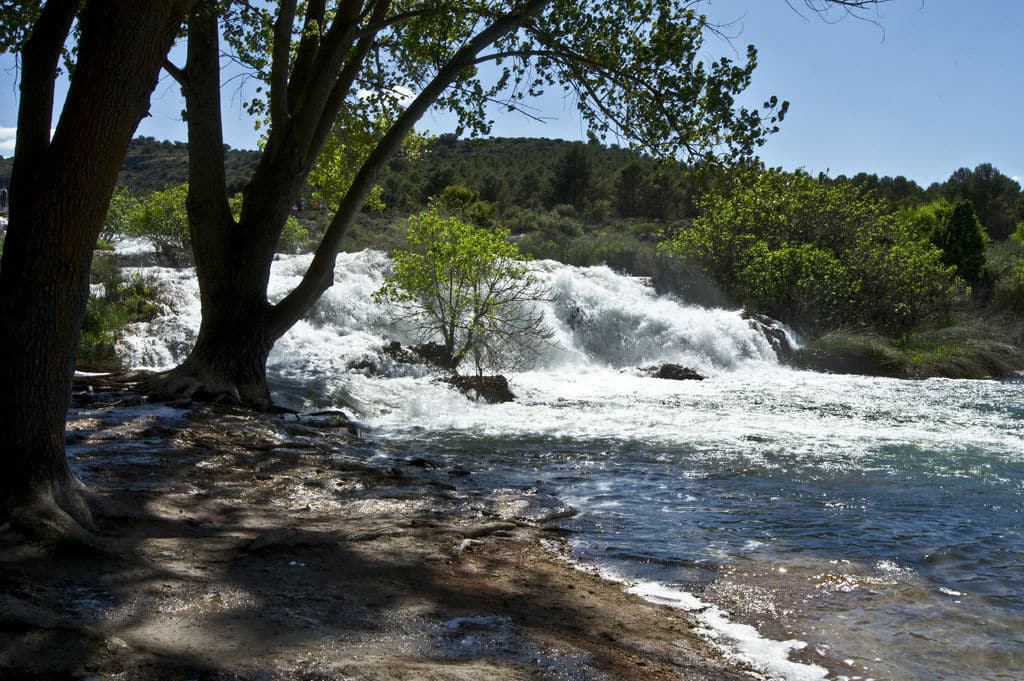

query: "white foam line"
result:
(626, 579), (829, 681)
(545, 546), (831, 681)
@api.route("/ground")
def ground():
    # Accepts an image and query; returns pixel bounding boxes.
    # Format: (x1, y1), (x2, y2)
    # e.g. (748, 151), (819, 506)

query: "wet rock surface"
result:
(647, 364), (706, 381)
(0, 386), (753, 680)
(442, 374), (517, 403)
(742, 312), (797, 361)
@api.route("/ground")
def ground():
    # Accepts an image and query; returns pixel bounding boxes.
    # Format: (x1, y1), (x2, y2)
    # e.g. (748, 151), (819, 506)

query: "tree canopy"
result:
(153, 0), (807, 407)
(659, 169), (965, 333)
(375, 207), (550, 375)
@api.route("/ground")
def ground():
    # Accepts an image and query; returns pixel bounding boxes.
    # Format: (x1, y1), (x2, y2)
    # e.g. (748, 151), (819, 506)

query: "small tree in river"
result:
(375, 210), (551, 376)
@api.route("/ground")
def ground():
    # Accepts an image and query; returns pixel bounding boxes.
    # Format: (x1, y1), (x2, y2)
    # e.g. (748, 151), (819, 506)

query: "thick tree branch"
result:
(183, 3), (232, 242)
(269, 0), (297, 128)
(307, 1), (392, 159)
(163, 58), (188, 87)
(268, 0), (554, 339)
(11, 0), (77, 186)
(288, 1), (364, 144)
(286, 0), (328, 113)
(237, 2), (364, 250)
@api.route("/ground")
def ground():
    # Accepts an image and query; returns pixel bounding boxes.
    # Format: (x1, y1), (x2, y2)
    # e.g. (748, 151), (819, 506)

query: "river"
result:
(120, 250), (1024, 680)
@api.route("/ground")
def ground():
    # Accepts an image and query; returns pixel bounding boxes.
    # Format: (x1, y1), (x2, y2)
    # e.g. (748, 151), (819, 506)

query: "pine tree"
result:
(937, 200), (988, 283)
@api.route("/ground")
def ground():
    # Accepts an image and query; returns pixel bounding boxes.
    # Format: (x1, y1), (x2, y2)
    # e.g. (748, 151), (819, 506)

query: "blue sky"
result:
(1, 0), (1021, 187)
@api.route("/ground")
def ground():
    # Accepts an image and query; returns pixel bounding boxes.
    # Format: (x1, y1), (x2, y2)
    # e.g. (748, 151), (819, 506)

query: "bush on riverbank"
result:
(791, 317), (1024, 379)
(658, 169), (967, 335)
(78, 251), (163, 371)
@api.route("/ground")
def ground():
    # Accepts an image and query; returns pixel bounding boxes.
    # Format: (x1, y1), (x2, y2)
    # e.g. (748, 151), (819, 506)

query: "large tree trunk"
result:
(0, 1), (190, 533)
(152, 0), (550, 410)
(155, 307), (277, 409)
(152, 218), (278, 409)
(152, 6), (279, 410)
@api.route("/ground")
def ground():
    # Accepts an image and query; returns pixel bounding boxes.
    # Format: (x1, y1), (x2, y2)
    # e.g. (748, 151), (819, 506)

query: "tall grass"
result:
(791, 316), (1024, 379)
(78, 251), (163, 371)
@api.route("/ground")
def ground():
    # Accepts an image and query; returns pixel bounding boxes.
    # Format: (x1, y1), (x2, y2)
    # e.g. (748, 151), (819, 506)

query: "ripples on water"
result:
(120, 251), (1024, 680)
(364, 370), (1024, 681)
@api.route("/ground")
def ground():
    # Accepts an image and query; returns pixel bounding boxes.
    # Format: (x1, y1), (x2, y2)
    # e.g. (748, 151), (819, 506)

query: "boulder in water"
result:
(382, 340), (419, 362)
(349, 340), (442, 375)
(442, 375), (516, 403)
(648, 364), (705, 381)
(411, 342), (458, 371)
(742, 312), (797, 361)
(302, 409), (360, 436)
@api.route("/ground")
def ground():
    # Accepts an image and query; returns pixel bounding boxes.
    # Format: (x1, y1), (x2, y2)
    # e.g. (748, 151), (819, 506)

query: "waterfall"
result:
(531, 259), (779, 370)
(118, 250), (786, 408)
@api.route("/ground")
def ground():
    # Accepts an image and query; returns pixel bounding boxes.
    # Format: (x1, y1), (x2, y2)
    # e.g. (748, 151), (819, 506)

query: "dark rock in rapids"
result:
(348, 340), (420, 375)
(349, 340), (458, 375)
(302, 409), (360, 437)
(442, 375), (516, 403)
(410, 342), (458, 371)
(648, 364), (705, 381)
(742, 312), (796, 361)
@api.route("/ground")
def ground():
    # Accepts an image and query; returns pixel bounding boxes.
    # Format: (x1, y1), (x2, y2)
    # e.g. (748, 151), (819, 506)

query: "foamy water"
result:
(118, 250), (1024, 680)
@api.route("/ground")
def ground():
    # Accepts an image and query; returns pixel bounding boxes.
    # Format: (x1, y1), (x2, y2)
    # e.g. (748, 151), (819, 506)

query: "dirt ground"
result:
(0, 382), (758, 680)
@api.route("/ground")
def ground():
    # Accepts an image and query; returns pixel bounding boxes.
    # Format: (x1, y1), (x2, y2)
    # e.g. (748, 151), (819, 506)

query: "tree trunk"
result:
(0, 1), (190, 532)
(151, 6), (278, 410)
(156, 0), (551, 410)
(154, 310), (276, 409)
(152, 227), (277, 409)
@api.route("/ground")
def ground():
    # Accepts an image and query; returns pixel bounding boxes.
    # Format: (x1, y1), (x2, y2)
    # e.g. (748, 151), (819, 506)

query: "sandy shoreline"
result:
(1, 384), (756, 680)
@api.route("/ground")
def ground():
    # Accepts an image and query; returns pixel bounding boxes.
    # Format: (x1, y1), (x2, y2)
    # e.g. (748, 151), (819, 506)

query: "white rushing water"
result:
(119, 250), (1024, 681)
(122, 250), (782, 378)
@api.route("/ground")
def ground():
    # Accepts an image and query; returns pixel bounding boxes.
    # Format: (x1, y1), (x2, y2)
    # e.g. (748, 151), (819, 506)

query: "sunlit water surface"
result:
(120, 250), (1024, 680)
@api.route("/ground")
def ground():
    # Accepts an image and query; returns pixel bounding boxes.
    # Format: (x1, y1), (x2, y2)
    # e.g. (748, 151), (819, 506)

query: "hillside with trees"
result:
(73, 134), (1024, 381)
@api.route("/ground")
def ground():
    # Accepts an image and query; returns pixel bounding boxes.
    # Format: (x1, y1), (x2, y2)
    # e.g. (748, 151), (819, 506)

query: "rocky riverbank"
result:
(0, 380), (755, 680)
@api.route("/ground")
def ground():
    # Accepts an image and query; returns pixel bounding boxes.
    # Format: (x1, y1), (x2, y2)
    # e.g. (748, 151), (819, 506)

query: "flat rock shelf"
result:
(0, 384), (753, 681)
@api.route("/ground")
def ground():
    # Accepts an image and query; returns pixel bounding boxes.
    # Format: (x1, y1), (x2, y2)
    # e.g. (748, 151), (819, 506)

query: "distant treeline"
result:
(2, 135), (1018, 243)
(107, 135), (702, 223)
(7, 135), (1020, 376)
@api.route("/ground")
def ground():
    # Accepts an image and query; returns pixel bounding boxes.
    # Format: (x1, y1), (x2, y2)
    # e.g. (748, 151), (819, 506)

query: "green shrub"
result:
(430, 184), (495, 229)
(737, 243), (860, 331)
(563, 231), (650, 272)
(121, 183), (191, 265)
(993, 259), (1024, 314)
(78, 253), (162, 371)
(507, 207), (583, 238)
(375, 209), (551, 375)
(659, 169), (965, 333)
(516, 234), (565, 262)
(279, 215), (310, 253)
(856, 240), (965, 333)
(934, 200), (988, 283)
(101, 187), (140, 243)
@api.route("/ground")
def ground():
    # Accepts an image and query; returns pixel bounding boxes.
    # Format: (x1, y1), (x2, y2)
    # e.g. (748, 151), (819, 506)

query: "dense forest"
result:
(5, 134), (1018, 247)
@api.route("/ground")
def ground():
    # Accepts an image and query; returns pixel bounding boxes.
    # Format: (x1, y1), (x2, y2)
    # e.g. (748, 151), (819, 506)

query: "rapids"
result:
(118, 250), (1024, 681)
